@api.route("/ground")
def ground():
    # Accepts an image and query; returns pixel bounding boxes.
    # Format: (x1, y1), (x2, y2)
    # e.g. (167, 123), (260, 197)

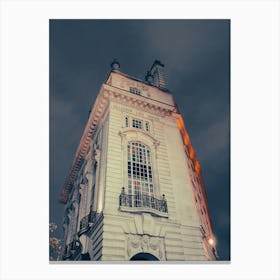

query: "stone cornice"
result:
(60, 86), (110, 203)
(103, 84), (177, 117)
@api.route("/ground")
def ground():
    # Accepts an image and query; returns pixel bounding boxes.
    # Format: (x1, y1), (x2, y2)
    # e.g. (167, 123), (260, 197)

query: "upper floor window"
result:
(145, 121), (150, 132)
(125, 116), (129, 127)
(124, 116), (151, 133)
(132, 119), (143, 129)
(129, 87), (141, 96)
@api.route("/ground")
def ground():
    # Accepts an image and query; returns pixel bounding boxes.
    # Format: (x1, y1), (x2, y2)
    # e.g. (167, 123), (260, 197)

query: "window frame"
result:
(127, 141), (155, 200)
(124, 114), (152, 133)
(129, 87), (142, 96)
(119, 130), (167, 217)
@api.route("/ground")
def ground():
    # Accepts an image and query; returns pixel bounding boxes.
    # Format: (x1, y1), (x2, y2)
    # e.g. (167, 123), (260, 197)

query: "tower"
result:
(60, 60), (218, 261)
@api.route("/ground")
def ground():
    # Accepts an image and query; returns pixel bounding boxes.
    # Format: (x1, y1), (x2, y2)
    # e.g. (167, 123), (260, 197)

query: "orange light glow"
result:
(184, 135), (190, 145)
(177, 116), (190, 145)
(189, 148), (195, 159)
(195, 161), (201, 173)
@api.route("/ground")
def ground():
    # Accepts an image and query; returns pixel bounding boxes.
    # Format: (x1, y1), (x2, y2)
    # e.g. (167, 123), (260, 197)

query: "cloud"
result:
(194, 117), (229, 163)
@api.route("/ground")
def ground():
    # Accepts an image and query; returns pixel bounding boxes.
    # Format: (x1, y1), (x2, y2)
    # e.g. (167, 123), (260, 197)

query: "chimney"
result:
(148, 60), (168, 90)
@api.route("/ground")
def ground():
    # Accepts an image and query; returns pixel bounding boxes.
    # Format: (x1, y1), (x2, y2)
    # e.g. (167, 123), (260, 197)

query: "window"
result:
(132, 119), (142, 129)
(145, 121), (150, 132)
(125, 116), (129, 127)
(90, 184), (95, 211)
(203, 206), (206, 215)
(127, 142), (154, 206)
(189, 160), (194, 171)
(124, 116), (151, 133)
(119, 141), (168, 214)
(95, 129), (102, 149)
(129, 87), (141, 95)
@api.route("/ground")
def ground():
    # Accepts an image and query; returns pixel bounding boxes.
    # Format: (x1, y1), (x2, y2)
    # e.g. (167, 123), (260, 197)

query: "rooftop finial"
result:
(111, 58), (120, 71)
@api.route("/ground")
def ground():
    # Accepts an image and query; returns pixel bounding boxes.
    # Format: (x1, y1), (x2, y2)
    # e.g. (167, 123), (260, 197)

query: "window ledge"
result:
(119, 206), (169, 218)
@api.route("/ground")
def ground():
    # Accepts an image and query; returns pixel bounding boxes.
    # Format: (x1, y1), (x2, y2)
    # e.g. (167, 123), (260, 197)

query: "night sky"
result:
(50, 20), (230, 260)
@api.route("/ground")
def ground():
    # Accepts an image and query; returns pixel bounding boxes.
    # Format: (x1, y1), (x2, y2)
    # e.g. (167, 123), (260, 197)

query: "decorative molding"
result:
(104, 83), (175, 117)
(94, 149), (101, 163)
(119, 206), (168, 218)
(118, 128), (160, 148)
(60, 89), (109, 203)
(126, 234), (166, 261)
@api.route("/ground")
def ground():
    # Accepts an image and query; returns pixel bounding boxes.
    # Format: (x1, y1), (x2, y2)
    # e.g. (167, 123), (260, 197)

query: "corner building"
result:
(60, 60), (218, 261)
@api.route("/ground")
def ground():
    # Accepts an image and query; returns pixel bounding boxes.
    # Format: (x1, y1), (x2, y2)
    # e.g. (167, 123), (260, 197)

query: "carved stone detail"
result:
(61, 88), (109, 204)
(126, 234), (166, 260)
(94, 149), (101, 162)
(106, 88), (173, 117)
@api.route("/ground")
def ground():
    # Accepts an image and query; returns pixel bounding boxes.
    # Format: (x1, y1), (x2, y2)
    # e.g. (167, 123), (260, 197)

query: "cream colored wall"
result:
(99, 100), (207, 261)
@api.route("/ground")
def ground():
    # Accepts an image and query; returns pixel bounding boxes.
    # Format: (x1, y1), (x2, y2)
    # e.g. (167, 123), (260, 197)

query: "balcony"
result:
(119, 187), (168, 217)
(78, 211), (97, 236)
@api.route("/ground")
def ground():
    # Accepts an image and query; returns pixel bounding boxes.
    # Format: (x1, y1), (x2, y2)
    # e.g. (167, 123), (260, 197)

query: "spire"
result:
(148, 60), (168, 90)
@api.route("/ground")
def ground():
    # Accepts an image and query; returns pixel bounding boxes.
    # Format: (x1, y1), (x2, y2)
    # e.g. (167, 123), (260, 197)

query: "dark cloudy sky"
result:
(50, 20), (230, 260)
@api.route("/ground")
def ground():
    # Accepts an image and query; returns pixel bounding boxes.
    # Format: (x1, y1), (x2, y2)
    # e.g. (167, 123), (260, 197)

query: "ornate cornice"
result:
(103, 84), (176, 117)
(60, 87), (109, 203)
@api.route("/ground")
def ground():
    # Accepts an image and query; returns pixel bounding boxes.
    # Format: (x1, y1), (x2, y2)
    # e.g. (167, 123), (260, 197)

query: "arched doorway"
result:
(130, 252), (159, 261)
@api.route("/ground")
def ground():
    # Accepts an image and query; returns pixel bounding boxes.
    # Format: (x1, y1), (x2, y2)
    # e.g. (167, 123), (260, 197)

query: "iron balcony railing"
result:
(78, 211), (97, 236)
(119, 188), (168, 213)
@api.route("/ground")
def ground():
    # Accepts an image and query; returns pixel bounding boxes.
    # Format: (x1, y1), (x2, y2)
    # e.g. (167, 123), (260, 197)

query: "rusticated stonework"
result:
(126, 234), (166, 261)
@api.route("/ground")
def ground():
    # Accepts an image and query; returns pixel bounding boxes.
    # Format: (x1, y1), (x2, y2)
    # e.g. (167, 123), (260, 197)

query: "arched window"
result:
(127, 142), (154, 207)
(119, 140), (168, 215)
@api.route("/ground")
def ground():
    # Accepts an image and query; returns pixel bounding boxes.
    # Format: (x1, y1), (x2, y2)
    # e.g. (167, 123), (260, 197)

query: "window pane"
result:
(145, 122), (150, 131)
(127, 142), (154, 204)
(125, 116), (129, 127)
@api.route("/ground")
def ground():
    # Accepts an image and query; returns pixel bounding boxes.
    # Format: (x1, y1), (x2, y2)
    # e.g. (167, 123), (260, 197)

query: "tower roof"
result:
(108, 59), (169, 92)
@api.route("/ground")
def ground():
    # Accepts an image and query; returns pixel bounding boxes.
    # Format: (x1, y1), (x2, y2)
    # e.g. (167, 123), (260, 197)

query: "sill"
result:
(119, 206), (168, 218)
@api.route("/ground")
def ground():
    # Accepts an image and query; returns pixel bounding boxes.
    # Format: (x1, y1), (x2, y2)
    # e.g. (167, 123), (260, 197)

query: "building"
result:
(60, 59), (218, 261)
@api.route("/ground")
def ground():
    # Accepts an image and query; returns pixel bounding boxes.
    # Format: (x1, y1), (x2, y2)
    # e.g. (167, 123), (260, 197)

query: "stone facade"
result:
(60, 61), (218, 261)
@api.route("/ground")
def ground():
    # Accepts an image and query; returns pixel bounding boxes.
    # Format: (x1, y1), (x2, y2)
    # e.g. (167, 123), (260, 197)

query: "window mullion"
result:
(127, 142), (155, 210)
